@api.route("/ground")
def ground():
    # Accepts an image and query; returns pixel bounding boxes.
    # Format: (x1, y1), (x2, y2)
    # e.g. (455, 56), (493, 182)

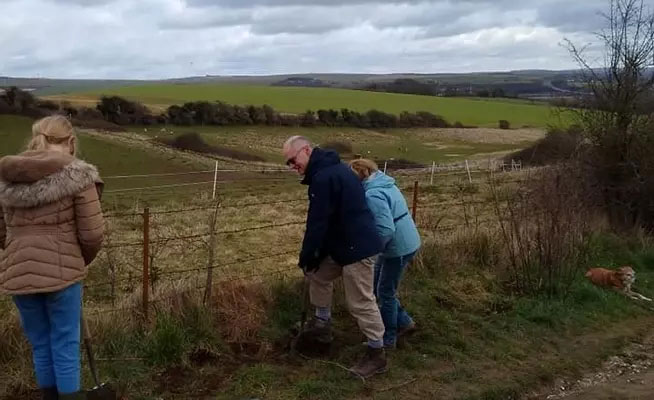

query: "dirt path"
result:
(537, 333), (654, 400)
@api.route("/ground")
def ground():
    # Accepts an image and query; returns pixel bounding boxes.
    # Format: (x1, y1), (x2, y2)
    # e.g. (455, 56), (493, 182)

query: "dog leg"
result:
(626, 290), (652, 302)
(634, 292), (652, 302)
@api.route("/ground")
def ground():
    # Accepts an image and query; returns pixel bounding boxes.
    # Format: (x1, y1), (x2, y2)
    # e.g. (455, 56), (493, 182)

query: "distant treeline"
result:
(0, 87), (459, 129)
(361, 78), (583, 99)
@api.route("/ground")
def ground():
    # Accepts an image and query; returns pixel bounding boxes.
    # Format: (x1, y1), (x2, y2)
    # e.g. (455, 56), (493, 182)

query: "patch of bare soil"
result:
(535, 333), (654, 400)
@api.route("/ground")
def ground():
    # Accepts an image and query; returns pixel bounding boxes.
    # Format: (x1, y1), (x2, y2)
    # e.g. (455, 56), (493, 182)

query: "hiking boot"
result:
(397, 321), (417, 338)
(41, 387), (58, 400)
(300, 316), (333, 344)
(349, 346), (387, 378)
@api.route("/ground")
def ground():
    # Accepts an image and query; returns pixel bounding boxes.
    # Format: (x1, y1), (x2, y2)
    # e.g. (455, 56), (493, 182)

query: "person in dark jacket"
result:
(283, 136), (387, 378)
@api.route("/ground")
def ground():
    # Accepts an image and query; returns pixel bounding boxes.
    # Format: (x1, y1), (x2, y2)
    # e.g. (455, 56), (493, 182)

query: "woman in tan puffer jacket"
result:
(0, 115), (104, 400)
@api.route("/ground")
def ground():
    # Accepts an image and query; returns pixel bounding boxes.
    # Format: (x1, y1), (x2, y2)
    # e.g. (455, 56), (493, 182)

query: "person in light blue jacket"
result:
(350, 159), (421, 348)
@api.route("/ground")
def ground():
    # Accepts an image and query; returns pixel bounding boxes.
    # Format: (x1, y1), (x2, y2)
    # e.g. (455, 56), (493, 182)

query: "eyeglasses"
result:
(286, 146), (307, 167)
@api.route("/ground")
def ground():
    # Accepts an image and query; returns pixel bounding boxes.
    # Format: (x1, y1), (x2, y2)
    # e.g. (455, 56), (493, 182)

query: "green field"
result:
(143, 124), (538, 164)
(0, 115), (215, 206)
(0, 115), (204, 177)
(0, 114), (540, 208)
(66, 84), (566, 128)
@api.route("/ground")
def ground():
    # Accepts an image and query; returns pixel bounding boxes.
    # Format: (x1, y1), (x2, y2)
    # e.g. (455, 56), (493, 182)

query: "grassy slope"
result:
(0, 115), (203, 176)
(30, 233), (653, 400)
(211, 233), (654, 400)
(65, 84), (564, 128)
(0, 115), (212, 207)
(138, 124), (533, 164)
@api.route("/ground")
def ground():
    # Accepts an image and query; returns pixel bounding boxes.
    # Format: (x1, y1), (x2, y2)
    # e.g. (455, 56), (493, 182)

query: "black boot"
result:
(41, 387), (58, 400)
(300, 316), (333, 344)
(349, 346), (387, 378)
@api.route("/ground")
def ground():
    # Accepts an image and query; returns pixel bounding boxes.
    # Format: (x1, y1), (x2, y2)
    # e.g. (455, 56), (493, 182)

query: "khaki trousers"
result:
(308, 256), (384, 342)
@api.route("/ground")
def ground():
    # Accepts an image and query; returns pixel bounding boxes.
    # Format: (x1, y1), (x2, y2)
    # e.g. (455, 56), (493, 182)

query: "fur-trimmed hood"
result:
(0, 150), (103, 208)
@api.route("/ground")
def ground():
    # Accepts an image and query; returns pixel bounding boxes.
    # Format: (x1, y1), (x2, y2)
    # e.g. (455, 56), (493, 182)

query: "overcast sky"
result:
(0, 0), (637, 79)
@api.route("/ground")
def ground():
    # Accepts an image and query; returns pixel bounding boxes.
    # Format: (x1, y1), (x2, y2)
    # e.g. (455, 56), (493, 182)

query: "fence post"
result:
(412, 181), (419, 221)
(212, 161), (218, 200)
(204, 202), (220, 305)
(142, 207), (150, 319)
(465, 160), (472, 184)
(430, 161), (435, 185)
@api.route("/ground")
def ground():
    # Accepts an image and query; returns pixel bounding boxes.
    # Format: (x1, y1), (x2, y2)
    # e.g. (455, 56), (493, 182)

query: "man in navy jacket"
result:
(283, 136), (387, 378)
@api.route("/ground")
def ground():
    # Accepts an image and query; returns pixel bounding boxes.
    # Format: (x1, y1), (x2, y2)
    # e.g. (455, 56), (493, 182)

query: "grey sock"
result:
(315, 307), (331, 321)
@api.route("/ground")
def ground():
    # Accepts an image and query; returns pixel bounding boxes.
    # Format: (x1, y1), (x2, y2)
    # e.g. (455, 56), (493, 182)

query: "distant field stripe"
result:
(74, 84), (563, 127)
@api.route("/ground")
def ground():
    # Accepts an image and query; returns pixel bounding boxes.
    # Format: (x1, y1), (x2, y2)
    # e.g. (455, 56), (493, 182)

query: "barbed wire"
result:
(156, 249), (299, 278)
(104, 197), (307, 218)
(103, 220), (305, 248)
(104, 168), (294, 180)
(84, 266), (298, 316)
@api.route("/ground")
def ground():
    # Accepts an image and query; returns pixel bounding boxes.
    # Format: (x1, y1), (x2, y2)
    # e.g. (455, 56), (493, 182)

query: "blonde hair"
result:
(27, 115), (77, 155)
(349, 158), (378, 180)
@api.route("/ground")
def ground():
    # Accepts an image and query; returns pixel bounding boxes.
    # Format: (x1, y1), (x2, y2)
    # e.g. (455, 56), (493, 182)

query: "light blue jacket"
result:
(363, 171), (421, 258)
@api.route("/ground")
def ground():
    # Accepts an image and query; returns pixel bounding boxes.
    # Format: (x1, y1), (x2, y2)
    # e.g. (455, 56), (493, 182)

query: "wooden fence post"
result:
(142, 207), (150, 319)
(212, 161), (218, 200)
(430, 161), (435, 185)
(465, 159), (473, 184)
(412, 181), (419, 221)
(204, 202), (220, 305)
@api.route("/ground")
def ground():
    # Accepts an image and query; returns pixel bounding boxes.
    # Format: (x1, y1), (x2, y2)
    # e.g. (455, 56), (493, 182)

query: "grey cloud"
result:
(185, 0), (429, 8)
(536, 0), (607, 33)
(48, 0), (117, 5)
(0, 0), (620, 79)
(250, 7), (358, 34)
(159, 9), (253, 29)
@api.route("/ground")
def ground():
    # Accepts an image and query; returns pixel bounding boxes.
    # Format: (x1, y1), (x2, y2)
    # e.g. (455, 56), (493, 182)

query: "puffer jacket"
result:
(0, 150), (104, 295)
(363, 171), (421, 258)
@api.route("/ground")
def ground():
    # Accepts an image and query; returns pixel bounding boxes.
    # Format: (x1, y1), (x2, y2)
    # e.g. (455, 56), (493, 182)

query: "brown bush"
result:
(507, 125), (584, 166)
(321, 140), (353, 155)
(159, 132), (265, 162)
(375, 158), (425, 170)
(71, 117), (126, 132)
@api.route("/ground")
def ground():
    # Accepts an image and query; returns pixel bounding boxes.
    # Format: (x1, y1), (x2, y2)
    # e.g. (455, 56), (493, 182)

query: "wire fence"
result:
(0, 161), (530, 318)
(76, 160), (533, 318)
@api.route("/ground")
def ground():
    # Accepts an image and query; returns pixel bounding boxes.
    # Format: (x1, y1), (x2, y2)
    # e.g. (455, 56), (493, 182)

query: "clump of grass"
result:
(211, 280), (271, 346)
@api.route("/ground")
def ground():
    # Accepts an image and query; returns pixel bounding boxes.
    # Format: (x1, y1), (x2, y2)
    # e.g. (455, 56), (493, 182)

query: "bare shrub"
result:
(565, 0), (654, 229)
(489, 166), (602, 296)
(508, 125), (584, 167)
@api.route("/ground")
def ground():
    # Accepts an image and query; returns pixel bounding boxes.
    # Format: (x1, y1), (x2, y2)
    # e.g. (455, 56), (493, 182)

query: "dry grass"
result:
(0, 300), (33, 396)
(211, 280), (271, 345)
(0, 164), (535, 397)
(410, 127), (546, 144)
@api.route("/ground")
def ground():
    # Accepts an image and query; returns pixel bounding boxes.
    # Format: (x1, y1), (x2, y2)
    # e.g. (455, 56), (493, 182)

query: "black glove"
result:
(299, 250), (322, 273)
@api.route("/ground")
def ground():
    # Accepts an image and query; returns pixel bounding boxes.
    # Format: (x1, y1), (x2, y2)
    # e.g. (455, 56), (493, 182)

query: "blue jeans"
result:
(13, 283), (82, 394)
(374, 252), (416, 347)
